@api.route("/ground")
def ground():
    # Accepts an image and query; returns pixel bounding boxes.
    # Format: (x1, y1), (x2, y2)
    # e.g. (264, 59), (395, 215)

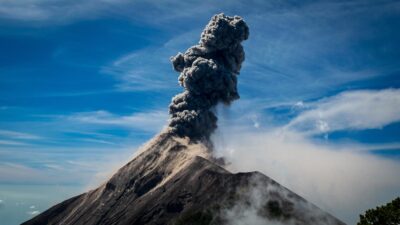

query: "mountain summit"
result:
(23, 14), (345, 225)
(22, 133), (344, 225)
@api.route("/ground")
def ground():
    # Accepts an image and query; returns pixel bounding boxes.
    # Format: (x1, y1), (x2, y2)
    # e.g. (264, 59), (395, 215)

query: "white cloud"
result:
(0, 144), (138, 186)
(286, 89), (400, 135)
(27, 210), (40, 215)
(212, 88), (400, 224)
(93, 0), (399, 95)
(0, 163), (46, 183)
(68, 110), (168, 133)
(0, 130), (41, 140)
(0, 130), (42, 147)
(0, 0), (130, 24)
(293, 101), (305, 109)
(0, 140), (29, 146)
(239, 1), (400, 103)
(0, 0), (243, 26)
(212, 127), (400, 225)
(101, 29), (199, 91)
(77, 138), (117, 146)
(43, 164), (63, 171)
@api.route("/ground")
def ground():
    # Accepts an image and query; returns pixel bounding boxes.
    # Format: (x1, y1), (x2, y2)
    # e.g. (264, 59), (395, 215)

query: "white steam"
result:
(213, 126), (400, 224)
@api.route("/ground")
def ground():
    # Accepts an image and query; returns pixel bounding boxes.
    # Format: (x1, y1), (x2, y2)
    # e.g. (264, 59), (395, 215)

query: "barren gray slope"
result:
(22, 133), (345, 225)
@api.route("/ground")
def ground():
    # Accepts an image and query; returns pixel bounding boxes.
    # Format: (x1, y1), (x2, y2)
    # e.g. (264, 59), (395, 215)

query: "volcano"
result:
(23, 14), (346, 225)
(23, 133), (344, 225)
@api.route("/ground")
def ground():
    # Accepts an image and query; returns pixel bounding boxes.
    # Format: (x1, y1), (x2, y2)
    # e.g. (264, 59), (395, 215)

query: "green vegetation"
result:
(357, 197), (400, 225)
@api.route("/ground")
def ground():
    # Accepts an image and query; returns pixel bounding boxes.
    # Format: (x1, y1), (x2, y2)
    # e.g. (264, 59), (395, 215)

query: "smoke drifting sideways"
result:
(168, 13), (249, 141)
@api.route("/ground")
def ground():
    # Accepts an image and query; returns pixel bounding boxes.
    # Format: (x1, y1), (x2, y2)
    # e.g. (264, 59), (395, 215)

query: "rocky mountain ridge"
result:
(23, 133), (345, 225)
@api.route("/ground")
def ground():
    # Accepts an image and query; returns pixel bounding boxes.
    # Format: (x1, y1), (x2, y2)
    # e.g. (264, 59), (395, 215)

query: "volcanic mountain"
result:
(23, 14), (346, 225)
(23, 133), (344, 225)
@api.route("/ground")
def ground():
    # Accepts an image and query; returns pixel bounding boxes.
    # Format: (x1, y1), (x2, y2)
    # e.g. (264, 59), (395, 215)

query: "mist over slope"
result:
(22, 14), (345, 225)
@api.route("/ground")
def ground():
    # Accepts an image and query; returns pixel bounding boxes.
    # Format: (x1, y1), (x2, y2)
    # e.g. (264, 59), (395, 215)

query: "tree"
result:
(357, 197), (400, 225)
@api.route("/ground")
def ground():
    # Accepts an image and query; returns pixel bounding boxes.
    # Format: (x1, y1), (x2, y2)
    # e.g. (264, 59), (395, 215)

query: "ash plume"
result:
(168, 13), (249, 140)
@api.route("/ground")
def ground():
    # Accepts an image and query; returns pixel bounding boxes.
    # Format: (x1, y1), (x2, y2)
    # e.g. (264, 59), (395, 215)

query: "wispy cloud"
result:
(286, 89), (400, 135)
(239, 0), (400, 102)
(101, 29), (199, 91)
(27, 210), (40, 215)
(0, 0), (245, 27)
(0, 130), (42, 147)
(76, 138), (118, 146)
(67, 110), (168, 133)
(0, 130), (41, 140)
(0, 144), (137, 186)
(0, 0), (131, 25)
(0, 163), (46, 183)
(0, 108), (166, 152)
(97, 0), (400, 99)
(0, 140), (29, 146)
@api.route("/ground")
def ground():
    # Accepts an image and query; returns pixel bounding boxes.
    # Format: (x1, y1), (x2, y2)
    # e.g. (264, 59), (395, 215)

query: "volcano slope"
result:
(23, 133), (345, 225)
(23, 14), (345, 225)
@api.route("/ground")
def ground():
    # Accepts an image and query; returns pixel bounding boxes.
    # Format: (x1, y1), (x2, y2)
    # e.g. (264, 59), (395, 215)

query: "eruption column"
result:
(168, 13), (249, 141)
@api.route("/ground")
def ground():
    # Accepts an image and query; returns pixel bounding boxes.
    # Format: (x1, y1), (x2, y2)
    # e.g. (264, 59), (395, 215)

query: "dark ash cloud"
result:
(168, 13), (249, 141)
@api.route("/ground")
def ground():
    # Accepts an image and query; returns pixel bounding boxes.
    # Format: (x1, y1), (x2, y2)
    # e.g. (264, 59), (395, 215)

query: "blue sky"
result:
(0, 0), (399, 224)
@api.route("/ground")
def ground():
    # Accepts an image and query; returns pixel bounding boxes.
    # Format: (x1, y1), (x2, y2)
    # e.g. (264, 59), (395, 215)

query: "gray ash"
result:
(168, 13), (249, 141)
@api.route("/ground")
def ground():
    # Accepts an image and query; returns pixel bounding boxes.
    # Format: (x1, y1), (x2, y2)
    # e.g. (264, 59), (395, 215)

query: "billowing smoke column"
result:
(168, 13), (249, 140)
